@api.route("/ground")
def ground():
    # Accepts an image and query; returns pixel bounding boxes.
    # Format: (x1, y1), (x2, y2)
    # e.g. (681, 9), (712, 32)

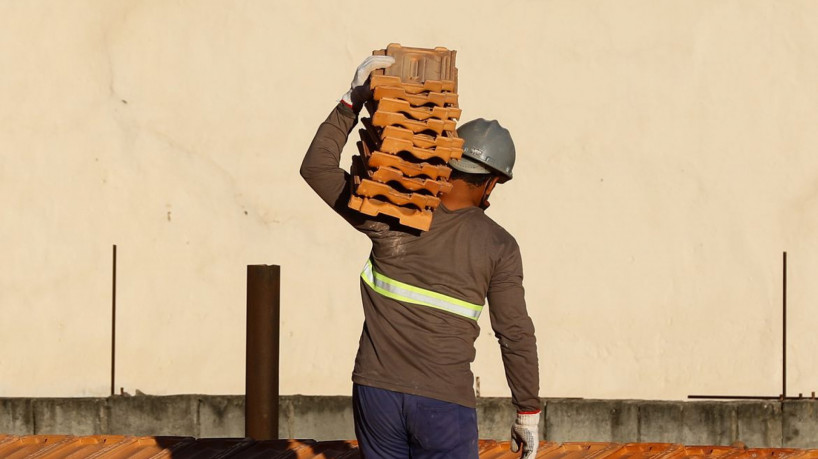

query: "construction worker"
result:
(301, 56), (540, 459)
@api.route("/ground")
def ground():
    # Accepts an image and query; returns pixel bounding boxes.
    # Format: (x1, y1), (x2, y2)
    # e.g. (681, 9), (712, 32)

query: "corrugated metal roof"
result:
(2, 435), (818, 459)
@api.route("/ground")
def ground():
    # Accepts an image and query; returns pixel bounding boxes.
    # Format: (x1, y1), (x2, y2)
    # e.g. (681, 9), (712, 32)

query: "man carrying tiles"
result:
(301, 53), (540, 459)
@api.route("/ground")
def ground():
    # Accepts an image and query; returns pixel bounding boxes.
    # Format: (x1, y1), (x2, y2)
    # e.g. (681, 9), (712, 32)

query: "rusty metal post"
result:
(245, 265), (280, 440)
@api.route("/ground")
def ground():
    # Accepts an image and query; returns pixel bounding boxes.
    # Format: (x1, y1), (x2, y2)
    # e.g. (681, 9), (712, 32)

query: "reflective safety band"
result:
(361, 259), (484, 321)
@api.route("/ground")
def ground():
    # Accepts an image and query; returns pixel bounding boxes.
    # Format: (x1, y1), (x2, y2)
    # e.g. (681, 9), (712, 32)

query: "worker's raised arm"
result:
(300, 56), (395, 212)
(300, 103), (357, 208)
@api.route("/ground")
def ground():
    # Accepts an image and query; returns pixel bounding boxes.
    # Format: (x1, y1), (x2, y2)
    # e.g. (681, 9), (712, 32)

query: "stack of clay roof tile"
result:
(348, 44), (463, 232)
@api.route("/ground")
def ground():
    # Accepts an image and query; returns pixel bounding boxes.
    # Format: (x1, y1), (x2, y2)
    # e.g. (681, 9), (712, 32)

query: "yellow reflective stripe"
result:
(361, 259), (484, 320)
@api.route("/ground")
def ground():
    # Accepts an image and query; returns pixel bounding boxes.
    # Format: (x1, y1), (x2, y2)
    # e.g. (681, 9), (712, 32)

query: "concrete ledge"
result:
(199, 395), (244, 438)
(2, 396), (817, 448)
(737, 401), (781, 448)
(545, 399), (638, 443)
(32, 398), (106, 435)
(678, 402), (736, 446)
(476, 397), (518, 440)
(282, 396), (355, 440)
(783, 401), (818, 448)
(108, 395), (199, 436)
(639, 401), (684, 442)
(0, 398), (32, 435)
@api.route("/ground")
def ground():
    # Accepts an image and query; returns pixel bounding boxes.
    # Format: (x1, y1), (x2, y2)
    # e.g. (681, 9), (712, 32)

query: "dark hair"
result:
(449, 168), (493, 187)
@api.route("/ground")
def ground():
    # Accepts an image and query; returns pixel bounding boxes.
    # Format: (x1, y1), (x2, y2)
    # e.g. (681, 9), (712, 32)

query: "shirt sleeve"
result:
(300, 103), (356, 209)
(486, 240), (541, 413)
(300, 103), (386, 232)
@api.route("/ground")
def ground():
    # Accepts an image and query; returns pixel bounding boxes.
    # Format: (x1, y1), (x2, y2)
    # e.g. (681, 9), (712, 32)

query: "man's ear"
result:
(480, 176), (501, 209)
(485, 176), (500, 196)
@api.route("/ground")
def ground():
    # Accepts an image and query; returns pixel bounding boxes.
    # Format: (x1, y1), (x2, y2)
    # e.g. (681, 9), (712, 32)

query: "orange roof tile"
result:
(2, 436), (818, 459)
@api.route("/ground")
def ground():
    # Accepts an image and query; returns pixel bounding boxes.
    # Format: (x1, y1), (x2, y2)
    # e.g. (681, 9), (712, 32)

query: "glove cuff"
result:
(515, 411), (540, 426)
(340, 90), (353, 107)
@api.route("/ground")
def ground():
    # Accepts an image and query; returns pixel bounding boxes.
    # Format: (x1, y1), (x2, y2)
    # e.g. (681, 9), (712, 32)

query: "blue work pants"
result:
(352, 383), (479, 459)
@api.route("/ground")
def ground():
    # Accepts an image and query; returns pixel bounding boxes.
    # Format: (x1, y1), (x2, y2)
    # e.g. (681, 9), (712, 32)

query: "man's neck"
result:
(441, 179), (483, 211)
(440, 195), (478, 211)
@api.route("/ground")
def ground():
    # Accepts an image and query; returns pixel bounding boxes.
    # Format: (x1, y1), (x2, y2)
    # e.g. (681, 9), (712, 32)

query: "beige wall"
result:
(2, 1), (817, 400)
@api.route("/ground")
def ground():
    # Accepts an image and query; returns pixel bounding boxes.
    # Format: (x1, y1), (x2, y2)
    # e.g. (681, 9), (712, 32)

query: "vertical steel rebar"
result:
(688, 251), (796, 401)
(111, 244), (117, 397)
(245, 265), (280, 440)
(781, 251), (787, 399)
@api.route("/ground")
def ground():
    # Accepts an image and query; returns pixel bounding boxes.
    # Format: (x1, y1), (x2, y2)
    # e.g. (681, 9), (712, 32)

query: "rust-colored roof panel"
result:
(95, 436), (195, 459)
(721, 448), (807, 459)
(0, 435), (74, 459)
(657, 445), (737, 459)
(603, 443), (681, 459)
(3, 436), (818, 459)
(162, 437), (256, 459)
(476, 439), (525, 458)
(31, 435), (130, 459)
(233, 439), (316, 459)
(540, 442), (624, 459)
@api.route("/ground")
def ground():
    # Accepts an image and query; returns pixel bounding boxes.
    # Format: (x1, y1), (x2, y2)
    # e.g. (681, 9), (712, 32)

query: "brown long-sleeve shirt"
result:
(300, 103), (540, 411)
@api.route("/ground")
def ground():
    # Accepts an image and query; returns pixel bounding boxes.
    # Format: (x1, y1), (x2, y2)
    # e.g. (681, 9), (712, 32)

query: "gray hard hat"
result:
(449, 118), (516, 182)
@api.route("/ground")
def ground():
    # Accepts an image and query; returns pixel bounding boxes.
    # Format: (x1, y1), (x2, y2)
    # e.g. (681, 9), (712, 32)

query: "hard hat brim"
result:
(448, 156), (492, 175)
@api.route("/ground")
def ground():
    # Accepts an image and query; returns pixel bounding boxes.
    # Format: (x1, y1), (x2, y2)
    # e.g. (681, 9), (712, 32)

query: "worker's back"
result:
(353, 203), (525, 409)
(301, 100), (537, 413)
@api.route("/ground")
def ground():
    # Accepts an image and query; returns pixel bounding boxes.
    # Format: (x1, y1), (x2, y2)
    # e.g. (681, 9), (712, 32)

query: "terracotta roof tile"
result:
(379, 136), (462, 162)
(539, 441), (624, 459)
(381, 124), (462, 149)
(657, 445), (737, 459)
(372, 44), (458, 91)
(370, 166), (453, 195)
(377, 97), (462, 121)
(371, 110), (457, 135)
(2, 436), (818, 459)
(367, 152), (452, 181)
(373, 86), (459, 108)
(354, 178), (441, 210)
(348, 194), (433, 231)
(370, 74), (456, 94)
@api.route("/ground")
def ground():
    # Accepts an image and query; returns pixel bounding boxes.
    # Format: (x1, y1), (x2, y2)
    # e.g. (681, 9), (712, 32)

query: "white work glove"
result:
(510, 411), (540, 458)
(340, 55), (395, 111)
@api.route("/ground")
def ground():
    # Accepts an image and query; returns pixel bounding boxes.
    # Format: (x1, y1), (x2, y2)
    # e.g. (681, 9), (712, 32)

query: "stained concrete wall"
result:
(3, 396), (818, 448)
